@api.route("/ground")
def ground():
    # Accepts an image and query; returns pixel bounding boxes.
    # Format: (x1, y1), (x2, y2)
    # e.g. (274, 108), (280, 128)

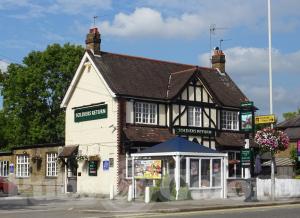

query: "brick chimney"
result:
(212, 47), (226, 73)
(85, 28), (101, 55)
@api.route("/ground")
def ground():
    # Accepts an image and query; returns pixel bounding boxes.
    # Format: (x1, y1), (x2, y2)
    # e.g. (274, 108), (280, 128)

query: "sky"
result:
(0, 0), (299, 121)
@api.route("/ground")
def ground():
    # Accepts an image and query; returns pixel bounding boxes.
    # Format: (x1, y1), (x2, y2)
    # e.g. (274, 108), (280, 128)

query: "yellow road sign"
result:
(255, 114), (276, 124)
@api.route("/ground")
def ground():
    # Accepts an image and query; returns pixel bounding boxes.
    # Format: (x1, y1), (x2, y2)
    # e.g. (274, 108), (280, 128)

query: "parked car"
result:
(0, 177), (18, 196)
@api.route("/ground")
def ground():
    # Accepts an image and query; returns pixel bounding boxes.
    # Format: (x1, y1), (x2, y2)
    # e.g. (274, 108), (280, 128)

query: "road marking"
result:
(115, 203), (300, 218)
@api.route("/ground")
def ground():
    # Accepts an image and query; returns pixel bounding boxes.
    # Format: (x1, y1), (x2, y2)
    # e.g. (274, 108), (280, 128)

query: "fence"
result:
(256, 178), (300, 200)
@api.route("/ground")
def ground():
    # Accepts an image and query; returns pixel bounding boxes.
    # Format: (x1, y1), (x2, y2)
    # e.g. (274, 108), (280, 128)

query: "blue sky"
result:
(0, 0), (299, 121)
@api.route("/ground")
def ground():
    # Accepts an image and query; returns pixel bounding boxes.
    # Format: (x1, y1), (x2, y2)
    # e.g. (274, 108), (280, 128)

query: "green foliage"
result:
(283, 108), (300, 120)
(0, 43), (84, 148)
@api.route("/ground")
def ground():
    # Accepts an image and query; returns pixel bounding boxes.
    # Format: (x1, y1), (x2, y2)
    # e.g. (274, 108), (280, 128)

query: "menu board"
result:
(134, 160), (162, 179)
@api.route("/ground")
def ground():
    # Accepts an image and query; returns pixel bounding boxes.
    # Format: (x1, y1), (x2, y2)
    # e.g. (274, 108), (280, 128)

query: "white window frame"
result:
(187, 157), (222, 189)
(221, 110), (239, 131)
(134, 102), (157, 125)
(188, 106), (202, 127)
(228, 151), (241, 178)
(46, 153), (57, 177)
(0, 160), (9, 177)
(125, 157), (133, 179)
(16, 155), (29, 178)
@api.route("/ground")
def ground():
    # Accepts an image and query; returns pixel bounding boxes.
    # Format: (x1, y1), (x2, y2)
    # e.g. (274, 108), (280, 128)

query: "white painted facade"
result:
(64, 57), (118, 195)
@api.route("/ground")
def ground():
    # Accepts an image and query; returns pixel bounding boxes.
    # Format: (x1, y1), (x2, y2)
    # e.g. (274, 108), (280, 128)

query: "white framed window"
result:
(46, 153), (57, 177)
(189, 158), (222, 189)
(221, 111), (239, 130)
(134, 102), (157, 124)
(228, 151), (241, 178)
(126, 157), (133, 179)
(0, 160), (9, 177)
(16, 155), (29, 177)
(188, 106), (201, 127)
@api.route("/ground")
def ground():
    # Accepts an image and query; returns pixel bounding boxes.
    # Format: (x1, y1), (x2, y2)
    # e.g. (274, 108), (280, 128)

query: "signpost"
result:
(255, 114), (275, 124)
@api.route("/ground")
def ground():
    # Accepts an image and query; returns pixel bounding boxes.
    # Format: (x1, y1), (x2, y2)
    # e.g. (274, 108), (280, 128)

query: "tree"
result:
(283, 108), (300, 120)
(0, 43), (84, 148)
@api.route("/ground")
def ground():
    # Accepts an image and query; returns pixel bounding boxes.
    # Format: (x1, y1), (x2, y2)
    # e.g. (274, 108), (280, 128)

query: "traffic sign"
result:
(255, 114), (276, 124)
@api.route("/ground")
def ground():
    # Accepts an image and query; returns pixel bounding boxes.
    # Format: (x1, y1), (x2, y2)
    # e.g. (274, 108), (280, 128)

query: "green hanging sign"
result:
(241, 149), (252, 167)
(74, 104), (107, 122)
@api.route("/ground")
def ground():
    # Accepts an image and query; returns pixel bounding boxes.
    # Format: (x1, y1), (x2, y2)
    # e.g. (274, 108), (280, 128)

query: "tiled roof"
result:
(283, 127), (300, 140)
(216, 132), (255, 148)
(88, 51), (249, 108)
(123, 126), (174, 143)
(277, 115), (300, 128)
(261, 157), (294, 167)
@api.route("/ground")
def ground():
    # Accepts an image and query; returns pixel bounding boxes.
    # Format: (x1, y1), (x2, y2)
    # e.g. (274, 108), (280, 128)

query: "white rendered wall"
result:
(65, 62), (118, 195)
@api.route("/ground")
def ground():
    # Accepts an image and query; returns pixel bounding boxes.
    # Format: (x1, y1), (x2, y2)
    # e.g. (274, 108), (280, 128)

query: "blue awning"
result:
(137, 136), (218, 154)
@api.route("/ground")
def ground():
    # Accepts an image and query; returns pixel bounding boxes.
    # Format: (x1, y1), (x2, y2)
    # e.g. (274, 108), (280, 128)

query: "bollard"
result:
(128, 185), (132, 202)
(145, 186), (150, 203)
(110, 184), (114, 200)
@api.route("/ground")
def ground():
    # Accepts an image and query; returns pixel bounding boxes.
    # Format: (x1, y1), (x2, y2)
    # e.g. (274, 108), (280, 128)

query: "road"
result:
(1, 198), (300, 218)
(131, 204), (300, 218)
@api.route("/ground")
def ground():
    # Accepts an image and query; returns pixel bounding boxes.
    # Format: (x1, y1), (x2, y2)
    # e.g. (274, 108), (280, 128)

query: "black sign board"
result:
(174, 127), (215, 136)
(88, 161), (98, 176)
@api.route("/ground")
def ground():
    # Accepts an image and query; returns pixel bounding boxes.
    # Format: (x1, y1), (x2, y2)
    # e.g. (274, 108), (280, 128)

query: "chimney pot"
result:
(212, 48), (226, 73)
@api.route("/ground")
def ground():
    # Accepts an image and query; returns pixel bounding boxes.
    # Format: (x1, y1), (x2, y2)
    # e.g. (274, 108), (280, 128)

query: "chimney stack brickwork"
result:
(212, 49), (226, 73)
(85, 28), (101, 55)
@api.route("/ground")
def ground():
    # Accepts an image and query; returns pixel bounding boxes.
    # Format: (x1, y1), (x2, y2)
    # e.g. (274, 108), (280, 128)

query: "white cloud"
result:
(0, 60), (9, 72)
(100, 7), (207, 39)
(48, 0), (112, 15)
(199, 46), (300, 120)
(199, 47), (300, 78)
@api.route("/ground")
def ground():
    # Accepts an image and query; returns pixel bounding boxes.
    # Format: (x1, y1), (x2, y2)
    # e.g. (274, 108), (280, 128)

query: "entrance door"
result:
(66, 157), (77, 193)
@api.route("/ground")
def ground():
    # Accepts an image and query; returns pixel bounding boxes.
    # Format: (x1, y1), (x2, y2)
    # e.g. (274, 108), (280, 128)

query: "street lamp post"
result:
(268, 0), (275, 201)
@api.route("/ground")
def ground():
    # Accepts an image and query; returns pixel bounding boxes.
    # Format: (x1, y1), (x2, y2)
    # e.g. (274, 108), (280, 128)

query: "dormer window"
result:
(221, 111), (239, 131)
(134, 102), (157, 125)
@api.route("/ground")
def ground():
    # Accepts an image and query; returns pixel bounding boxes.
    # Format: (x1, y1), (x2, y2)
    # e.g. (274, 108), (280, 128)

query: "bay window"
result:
(221, 111), (239, 130)
(134, 102), (157, 124)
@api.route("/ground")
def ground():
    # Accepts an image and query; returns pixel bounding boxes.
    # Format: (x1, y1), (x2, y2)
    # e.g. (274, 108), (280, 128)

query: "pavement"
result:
(1, 194), (300, 216)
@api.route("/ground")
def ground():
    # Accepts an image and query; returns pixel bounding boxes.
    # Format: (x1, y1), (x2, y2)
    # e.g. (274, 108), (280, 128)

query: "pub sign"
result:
(74, 104), (107, 122)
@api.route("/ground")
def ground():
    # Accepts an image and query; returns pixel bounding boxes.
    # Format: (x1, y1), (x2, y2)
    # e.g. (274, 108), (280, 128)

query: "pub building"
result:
(60, 27), (256, 196)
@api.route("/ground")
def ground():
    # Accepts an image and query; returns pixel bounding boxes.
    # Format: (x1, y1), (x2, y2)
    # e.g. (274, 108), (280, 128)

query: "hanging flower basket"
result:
(254, 127), (289, 154)
(88, 155), (100, 161)
(31, 155), (42, 163)
(76, 155), (88, 161)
